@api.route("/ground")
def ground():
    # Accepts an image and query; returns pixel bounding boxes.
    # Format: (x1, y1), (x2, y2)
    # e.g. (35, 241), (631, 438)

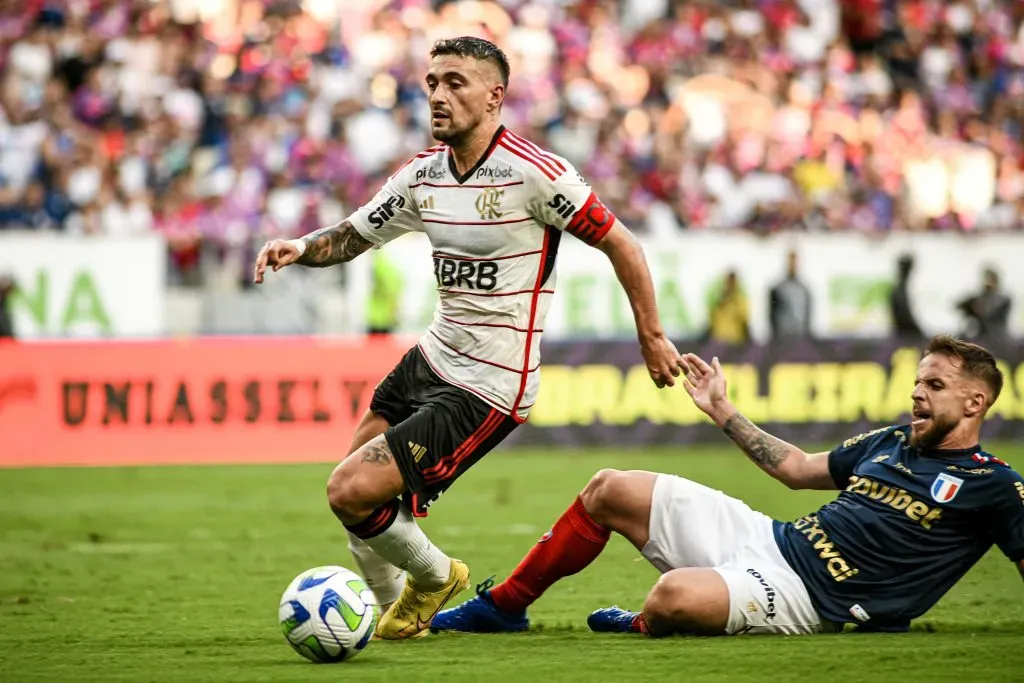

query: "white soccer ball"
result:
(279, 565), (380, 663)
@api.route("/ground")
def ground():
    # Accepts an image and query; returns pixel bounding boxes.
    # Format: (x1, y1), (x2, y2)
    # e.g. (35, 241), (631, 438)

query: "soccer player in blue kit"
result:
(433, 336), (1024, 635)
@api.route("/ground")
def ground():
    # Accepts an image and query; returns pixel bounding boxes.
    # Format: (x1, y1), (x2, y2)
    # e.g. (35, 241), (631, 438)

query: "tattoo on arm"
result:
(722, 413), (790, 471)
(297, 220), (373, 267)
(361, 438), (393, 466)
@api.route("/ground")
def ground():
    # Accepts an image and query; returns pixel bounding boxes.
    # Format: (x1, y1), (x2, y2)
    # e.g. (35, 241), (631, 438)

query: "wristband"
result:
(287, 238), (307, 256)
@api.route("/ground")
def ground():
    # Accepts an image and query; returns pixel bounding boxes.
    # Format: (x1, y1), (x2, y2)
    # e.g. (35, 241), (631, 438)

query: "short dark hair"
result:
(430, 36), (510, 87)
(925, 334), (1003, 406)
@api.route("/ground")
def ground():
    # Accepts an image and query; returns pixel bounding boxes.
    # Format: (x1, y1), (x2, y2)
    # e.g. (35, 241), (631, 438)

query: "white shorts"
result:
(641, 474), (831, 636)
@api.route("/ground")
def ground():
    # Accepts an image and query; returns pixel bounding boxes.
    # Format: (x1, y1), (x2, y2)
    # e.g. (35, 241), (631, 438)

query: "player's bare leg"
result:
(637, 569), (730, 636)
(577, 469), (656, 548)
(327, 434), (469, 640)
(578, 470), (731, 635)
(432, 469), (652, 632)
(343, 411), (405, 615)
(433, 468), (733, 635)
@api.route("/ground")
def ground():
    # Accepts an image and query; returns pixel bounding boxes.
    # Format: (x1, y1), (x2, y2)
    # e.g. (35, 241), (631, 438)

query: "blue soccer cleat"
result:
(587, 606), (644, 634)
(430, 578), (529, 633)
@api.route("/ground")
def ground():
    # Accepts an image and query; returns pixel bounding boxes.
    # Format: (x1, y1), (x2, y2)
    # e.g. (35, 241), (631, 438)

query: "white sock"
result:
(347, 532), (406, 607)
(358, 507), (452, 589)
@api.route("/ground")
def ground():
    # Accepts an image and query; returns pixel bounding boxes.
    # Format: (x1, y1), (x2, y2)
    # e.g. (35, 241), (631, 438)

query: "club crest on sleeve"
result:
(930, 473), (964, 503)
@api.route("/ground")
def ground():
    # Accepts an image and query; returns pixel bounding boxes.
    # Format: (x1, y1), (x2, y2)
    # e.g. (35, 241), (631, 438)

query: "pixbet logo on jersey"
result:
(368, 195), (405, 228)
(475, 165), (514, 181)
(845, 475), (944, 527)
(745, 569), (777, 621)
(415, 166), (446, 182)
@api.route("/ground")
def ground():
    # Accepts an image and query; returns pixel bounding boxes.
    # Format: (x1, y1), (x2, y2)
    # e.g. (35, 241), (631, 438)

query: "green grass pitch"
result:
(2, 445), (1023, 682)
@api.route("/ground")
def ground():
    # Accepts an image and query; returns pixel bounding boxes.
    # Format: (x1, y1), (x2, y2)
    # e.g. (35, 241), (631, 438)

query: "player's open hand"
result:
(681, 353), (727, 415)
(253, 239), (302, 284)
(641, 335), (685, 388)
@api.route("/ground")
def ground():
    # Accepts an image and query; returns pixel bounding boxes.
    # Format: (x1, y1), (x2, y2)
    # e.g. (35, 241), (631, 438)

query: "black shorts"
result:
(370, 345), (518, 517)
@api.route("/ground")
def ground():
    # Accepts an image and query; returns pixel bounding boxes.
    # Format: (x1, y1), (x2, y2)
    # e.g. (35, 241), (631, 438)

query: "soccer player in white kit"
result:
(253, 37), (685, 641)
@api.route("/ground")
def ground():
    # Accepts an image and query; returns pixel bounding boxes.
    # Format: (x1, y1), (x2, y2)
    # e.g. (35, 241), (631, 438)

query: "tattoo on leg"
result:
(361, 438), (393, 466)
(722, 413), (788, 470)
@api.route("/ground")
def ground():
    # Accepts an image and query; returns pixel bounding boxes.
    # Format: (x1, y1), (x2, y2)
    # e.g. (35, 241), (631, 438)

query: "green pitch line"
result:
(1, 446), (1023, 682)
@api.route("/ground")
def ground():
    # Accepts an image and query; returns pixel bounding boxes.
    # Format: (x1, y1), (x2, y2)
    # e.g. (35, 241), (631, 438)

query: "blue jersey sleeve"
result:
(827, 426), (899, 490)
(987, 468), (1024, 563)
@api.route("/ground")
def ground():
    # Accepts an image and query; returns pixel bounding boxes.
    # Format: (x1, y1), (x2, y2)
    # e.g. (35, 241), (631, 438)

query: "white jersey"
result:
(348, 126), (616, 421)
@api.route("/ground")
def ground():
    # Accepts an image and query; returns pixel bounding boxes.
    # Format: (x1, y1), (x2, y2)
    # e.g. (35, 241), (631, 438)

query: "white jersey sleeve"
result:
(348, 161), (422, 247)
(524, 159), (617, 246)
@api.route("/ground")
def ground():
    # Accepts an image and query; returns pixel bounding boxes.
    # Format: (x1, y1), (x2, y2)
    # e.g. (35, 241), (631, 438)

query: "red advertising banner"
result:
(0, 337), (411, 467)
(5, 336), (1022, 468)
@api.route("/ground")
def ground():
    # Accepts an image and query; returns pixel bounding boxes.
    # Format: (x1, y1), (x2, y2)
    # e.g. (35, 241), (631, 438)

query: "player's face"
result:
(909, 353), (973, 449)
(425, 55), (500, 143)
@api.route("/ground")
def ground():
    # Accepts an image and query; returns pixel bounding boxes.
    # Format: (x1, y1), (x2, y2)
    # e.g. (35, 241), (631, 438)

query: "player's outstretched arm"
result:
(253, 220), (373, 283)
(296, 220), (374, 267)
(681, 352), (835, 490)
(594, 221), (684, 389)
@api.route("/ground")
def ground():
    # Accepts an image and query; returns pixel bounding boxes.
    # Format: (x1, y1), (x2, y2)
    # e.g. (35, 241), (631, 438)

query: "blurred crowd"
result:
(2, 0), (1024, 286)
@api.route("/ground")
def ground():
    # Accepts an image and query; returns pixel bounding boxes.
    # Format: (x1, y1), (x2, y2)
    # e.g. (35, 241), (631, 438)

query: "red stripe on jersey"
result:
(433, 248), (542, 262)
(396, 145), (446, 172)
(499, 134), (560, 177)
(421, 410), (503, 484)
(565, 192), (616, 245)
(498, 140), (556, 180)
(408, 181), (524, 189)
(421, 216), (531, 226)
(422, 422), (504, 484)
(505, 131), (567, 173)
(427, 330), (541, 375)
(422, 410), (499, 479)
(510, 227), (553, 422)
(440, 314), (542, 334)
(415, 343), (514, 413)
(438, 288), (555, 298)
(409, 493), (425, 519)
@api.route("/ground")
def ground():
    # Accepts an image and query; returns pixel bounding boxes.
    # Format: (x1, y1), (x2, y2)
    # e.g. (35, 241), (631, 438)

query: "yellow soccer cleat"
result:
(372, 629), (428, 641)
(371, 601), (428, 641)
(374, 559), (470, 640)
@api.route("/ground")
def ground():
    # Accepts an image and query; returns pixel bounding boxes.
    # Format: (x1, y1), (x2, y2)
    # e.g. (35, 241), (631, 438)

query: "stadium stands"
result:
(1, 0), (1023, 289)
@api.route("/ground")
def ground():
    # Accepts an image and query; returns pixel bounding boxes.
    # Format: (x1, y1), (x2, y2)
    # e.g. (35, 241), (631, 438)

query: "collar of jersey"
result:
(447, 125), (506, 184)
(896, 424), (981, 458)
(912, 443), (982, 459)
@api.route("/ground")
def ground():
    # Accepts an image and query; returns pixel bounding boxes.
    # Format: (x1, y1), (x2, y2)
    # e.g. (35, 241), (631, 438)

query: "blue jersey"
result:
(773, 425), (1024, 631)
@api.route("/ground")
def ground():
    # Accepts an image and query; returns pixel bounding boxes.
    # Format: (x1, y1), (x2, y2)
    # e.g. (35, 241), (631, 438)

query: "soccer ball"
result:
(279, 565), (380, 663)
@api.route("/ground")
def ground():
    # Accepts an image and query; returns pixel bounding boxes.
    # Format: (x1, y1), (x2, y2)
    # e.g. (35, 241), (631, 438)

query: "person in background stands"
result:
(0, 276), (16, 340)
(890, 255), (923, 340)
(769, 250), (812, 341)
(708, 270), (750, 345)
(367, 251), (404, 336)
(957, 268), (1012, 342)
